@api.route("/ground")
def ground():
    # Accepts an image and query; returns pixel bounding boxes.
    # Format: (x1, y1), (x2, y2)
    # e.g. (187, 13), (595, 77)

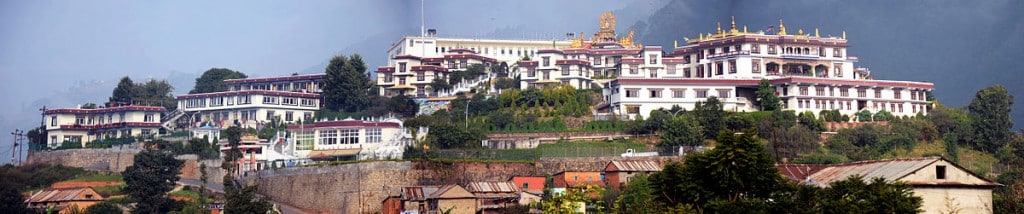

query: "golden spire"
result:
(716, 22), (722, 34)
(778, 19), (787, 35)
(798, 28), (804, 35)
(842, 31), (847, 40)
(729, 16), (738, 33)
(815, 28), (820, 37)
(743, 25), (748, 33)
(674, 40), (678, 48)
(699, 33), (704, 40)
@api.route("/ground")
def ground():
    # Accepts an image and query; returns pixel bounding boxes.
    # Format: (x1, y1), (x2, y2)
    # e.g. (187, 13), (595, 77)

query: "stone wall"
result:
(244, 156), (685, 214)
(177, 155), (224, 184)
(27, 147), (141, 172)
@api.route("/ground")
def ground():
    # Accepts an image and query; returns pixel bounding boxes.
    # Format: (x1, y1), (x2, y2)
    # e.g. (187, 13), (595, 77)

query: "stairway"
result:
(161, 109), (185, 130)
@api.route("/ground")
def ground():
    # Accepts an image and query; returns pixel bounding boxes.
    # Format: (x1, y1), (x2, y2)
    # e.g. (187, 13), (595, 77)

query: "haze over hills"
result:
(628, 0), (1024, 130)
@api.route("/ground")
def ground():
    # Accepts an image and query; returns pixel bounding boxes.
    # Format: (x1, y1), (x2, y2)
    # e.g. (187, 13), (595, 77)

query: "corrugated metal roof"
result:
(606, 160), (661, 172)
(25, 187), (103, 203)
(428, 185), (473, 199)
(467, 181), (520, 193)
(804, 157), (939, 187)
(401, 186), (439, 201)
(776, 164), (828, 182)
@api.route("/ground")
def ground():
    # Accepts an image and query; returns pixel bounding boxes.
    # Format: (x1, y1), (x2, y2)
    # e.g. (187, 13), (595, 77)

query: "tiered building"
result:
(44, 103), (165, 148)
(598, 16), (933, 119)
(174, 74), (324, 128)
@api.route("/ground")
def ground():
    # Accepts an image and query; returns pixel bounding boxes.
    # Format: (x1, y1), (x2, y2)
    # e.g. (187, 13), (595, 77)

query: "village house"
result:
(25, 187), (106, 213)
(466, 181), (522, 214)
(43, 103), (165, 148)
(509, 175), (546, 194)
(781, 157), (1000, 214)
(399, 185), (477, 214)
(552, 171), (603, 189)
(603, 160), (662, 191)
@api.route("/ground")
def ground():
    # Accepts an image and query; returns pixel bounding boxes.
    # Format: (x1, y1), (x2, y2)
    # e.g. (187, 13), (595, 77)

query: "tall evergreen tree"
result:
(659, 114), (704, 151)
(110, 76), (135, 103)
(322, 54), (373, 112)
(123, 141), (184, 214)
(694, 97), (725, 139)
(968, 85), (1015, 152)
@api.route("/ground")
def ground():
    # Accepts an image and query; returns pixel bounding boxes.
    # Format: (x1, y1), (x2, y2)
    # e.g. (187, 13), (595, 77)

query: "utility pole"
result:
(11, 129), (22, 165)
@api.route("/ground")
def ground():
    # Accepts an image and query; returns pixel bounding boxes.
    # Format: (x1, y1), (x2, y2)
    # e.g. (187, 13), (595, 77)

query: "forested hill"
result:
(629, 0), (1024, 130)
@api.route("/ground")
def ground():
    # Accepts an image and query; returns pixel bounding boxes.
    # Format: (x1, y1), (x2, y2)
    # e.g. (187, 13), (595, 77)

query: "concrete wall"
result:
(243, 156), (683, 214)
(27, 146), (141, 172)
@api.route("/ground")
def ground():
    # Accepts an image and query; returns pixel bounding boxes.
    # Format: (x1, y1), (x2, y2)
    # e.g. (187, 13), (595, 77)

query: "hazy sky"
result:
(0, 0), (663, 163)
(2, 0), (1021, 164)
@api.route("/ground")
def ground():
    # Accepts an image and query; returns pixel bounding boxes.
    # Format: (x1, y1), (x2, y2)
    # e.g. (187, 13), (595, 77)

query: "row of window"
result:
(794, 87), (925, 100)
(186, 95), (317, 109)
(622, 88), (731, 99)
(317, 128), (383, 145)
(58, 112), (145, 126)
(433, 46), (539, 58)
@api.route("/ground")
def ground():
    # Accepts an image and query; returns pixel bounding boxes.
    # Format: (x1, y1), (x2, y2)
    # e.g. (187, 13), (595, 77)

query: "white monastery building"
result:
(44, 103), (164, 148)
(597, 16), (933, 119)
(174, 74), (324, 128)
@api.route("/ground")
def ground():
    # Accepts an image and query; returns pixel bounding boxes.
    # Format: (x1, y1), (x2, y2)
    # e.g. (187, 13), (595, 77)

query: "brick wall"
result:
(27, 147), (141, 172)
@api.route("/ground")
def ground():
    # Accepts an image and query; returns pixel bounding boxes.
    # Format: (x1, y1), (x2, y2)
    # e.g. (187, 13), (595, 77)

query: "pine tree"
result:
(110, 76), (135, 103)
(756, 79), (781, 111)
(322, 54), (373, 112)
(968, 85), (1015, 152)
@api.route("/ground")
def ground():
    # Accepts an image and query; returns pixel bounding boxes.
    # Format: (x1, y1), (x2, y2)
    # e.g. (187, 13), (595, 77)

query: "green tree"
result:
(676, 130), (785, 212)
(323, 54), (373, 112)
(542, 185), (605, 213)
(81, 103), (99, 109)
(84, 201), (122, 214)
(219, 126), (274, 214)
(0, 181), (35, 213)
(968, 85), (1015, 152)
(694, 97), (726, 139)
(856, 110), (873, 122)
(756, 79), (781, 111)
(873, 110), (894, 121)
(659, 114), (704, 151)
(110, 76), (135, 103)
(798, 111), (825, 132)
(189, 68), (247, 94)
(123, 141), (184, 214)
(429, 78), (452, 94)
(616, 173), (662, 214)
(818, 175), (922, 213)
(388, 94), (420, 118)
(136, 79), (178, 111)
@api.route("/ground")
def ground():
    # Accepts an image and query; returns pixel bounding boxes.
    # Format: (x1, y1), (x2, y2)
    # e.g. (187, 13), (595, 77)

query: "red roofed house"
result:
(399, 185), (476, 214)
(44, 103), (165, 148)
(799, 157), (1000, 214)
(25, 187), (105, 213)
(509, 176), (546, 194)
(603, 160), (662, 191)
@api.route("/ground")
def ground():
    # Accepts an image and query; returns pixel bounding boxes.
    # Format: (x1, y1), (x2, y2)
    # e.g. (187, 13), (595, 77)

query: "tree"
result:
(616, 173), (662, 214)
(219, 126), (273, 214)
(673, 130), (786, 212)
(429, 78), (452, 94)
(856, 110), (873, 122)
(0, 181), (34, 213)
(81, 103), (99, 109)
(542, 185), (604, 213)
(123, 140), (184, 214)
(84, 201), (122, 214)
(110, 76), (135, 103)
(873, 110), (894, 121)
(649, 162), (686, 206)
(323, 54), (373, 112)
(968, 85), (1015, 152)
(659, 114), (704, 151)
(798, 111), (825, 132)
(694, 97), (726, 139)
(388, 94), (419, 118)
(189, 68), (246, 94)
(818, 175), (922, 213)
(136, 79), (177, 111)
(756, 79), (781, 111)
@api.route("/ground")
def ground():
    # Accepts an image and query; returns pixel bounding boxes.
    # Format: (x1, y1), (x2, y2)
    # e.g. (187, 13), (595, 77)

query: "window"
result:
(717, 90), (731, 98)
(239, 95), (251, 104)
(266, 110), (276, 121)
(296, 131), (314, 150)
(667, 65), (676, 75)
(751, 44), (760, 54)
(75, 116), (85, 125)
(119, 112), (125, 122)
(833, 48), (842, 58)
(319, 130), (337, 145)
(144, 114), (154, 122)
(649, 89), (661, 98)
(285, 112), (293, 121)
(460, 60), (467, 69)
(800, 87), (809, 96)
(301, 99), (317, 107)
(448, 60), (455, 69)
(834, 63), (843, 77)
(542, 57), (550, 67)
(911, 91), (918, 100)
(399, 77), (406, 85)
(728, 60), (737, 74)
(683, 68), (692, 78)
(649, 68), (658, 78)
(684, 55), (692, 64)
(340, 129), (359, 144)
(816, 87), (825, 96)
(282, 98), (297, 105)
(858, 89), (866, 98)
(211, 97), (224, 106)
(936, 165), (947, 179)
(561, 65), (570, 75)
(768, 45), (777, 55)
(672, 89), (685, 98)
(141, 129), (151, 136)
(894, 90), (902, 99)
(629, 65), (638, 75)
(625, 89), (639, 98)
(367, 128), (382, 143)
(523, 183), (529, 189)
(752, 59), (761, 73)
(715, 62), (724, 75)
(416, 71), (425, 81)
(696, 90), (708, 98)
(263, 96), (278, 104)
(527, 67), (536, 77)
(626, 106), (640, 114)
(649, 54), (658, 64)
(875, 90), (882, 98)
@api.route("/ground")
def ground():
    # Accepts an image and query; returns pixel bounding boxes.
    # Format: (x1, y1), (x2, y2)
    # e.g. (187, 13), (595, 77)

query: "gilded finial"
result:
(778, 19), (787, 35)
(729, 16), (738, 33)
(716, 22), (722, 34)
(842, 31), (847, 39)
(743, 25), (748, 33)
(699, 33), (704, 40)
(815, 28), (820, 37)
(798, 28), (804, 35)
(674, 40), (678, 48)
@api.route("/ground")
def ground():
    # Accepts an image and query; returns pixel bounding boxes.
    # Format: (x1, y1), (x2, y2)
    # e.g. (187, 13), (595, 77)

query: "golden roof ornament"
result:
(716, 22), (722, 34)
(798, 28), (804, 35)
(729, 16), (739, 33)
(843, 31), (847, 40)
(778, 19), (787, 35)
(620, 29), (636, 48)
(815, 28), (820, 37)
(674, 40), (678, 48)
(744, 25), (748, 33)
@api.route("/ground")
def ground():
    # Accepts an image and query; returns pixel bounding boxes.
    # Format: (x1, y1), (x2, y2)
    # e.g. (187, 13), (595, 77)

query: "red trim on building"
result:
(59, 122), (162, 130)
(613, 77), (933, 90)
(517, 61), (539, 67)
(411, 65), (449, 72)
(443, 54), (498, 63)
(287, 120), (401, 130)
(176, 90), (320, 99)
(537, 49), (564, 54)
(555, 59), (591, 66)
(448, 48), (476, 54)
(377, 67), (396, 72)
(422, 57), (444, 63)
(393, 55), (423, 60)
(223, 74), (324, 84)
(45, 106), (166, 114)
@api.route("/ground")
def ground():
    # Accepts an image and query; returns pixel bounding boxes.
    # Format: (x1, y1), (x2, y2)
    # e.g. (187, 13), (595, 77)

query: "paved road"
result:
(178, 179), (314, 214)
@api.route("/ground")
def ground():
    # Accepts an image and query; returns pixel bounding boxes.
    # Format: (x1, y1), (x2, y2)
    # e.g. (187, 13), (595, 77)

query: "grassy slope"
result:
(880, 140), (999, 178)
